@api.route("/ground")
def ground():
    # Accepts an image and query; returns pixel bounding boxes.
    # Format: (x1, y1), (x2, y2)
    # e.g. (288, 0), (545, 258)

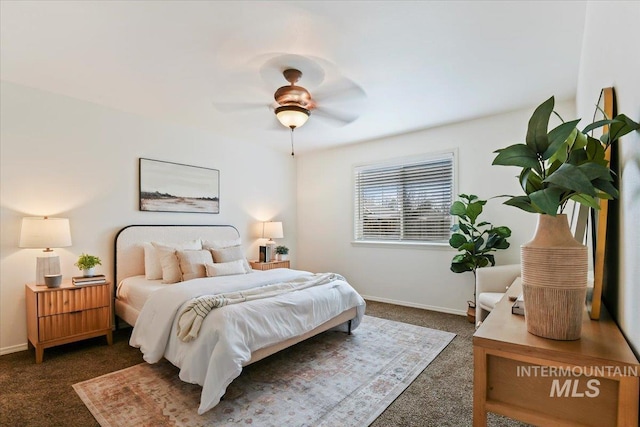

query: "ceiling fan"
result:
(214, 54), (366, 129)
(212, 54), (366, 154)
(270, 66), (366, 131)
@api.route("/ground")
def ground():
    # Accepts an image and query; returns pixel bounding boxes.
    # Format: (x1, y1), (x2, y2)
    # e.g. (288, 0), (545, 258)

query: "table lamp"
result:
(261, 221), (283, 262)
(19, 217), (72, 285)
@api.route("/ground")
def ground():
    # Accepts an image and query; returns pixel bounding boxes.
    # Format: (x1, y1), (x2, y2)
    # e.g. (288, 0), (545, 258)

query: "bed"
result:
(114, 224), (365, 414)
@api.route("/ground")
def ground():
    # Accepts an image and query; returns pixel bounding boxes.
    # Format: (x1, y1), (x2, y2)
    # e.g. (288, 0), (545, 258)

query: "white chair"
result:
(475, 264), (521, 322)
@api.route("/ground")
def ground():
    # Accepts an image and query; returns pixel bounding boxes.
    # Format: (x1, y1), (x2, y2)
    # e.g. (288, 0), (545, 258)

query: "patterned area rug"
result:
(74, 315), (455, 426)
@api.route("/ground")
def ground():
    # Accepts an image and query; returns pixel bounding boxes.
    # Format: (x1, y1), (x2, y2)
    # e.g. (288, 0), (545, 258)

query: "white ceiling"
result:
(0, 1), (587, 154)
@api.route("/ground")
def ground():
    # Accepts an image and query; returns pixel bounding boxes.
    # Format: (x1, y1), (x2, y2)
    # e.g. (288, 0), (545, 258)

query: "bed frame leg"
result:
(348, 319), (352, 335)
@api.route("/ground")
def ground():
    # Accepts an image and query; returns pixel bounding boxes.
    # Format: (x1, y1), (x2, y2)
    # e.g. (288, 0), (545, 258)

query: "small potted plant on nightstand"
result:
(275, 246), (289, 261)
(75, 253), (102, 277)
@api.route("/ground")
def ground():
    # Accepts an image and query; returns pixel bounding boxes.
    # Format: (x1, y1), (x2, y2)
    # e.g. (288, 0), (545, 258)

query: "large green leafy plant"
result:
(492, 96), (639, 215)
(449, 194), (512, 279)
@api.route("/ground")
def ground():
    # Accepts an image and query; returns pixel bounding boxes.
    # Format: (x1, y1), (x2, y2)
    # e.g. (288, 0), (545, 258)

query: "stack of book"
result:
(511, 293), (525, 316)
(72, 274), (107, 286)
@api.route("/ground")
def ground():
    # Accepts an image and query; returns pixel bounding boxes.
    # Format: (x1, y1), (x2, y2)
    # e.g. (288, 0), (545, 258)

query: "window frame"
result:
(351, 149), (458, 248)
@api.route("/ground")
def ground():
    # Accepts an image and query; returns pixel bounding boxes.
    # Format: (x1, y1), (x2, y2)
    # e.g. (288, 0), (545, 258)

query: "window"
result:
(353, 152), (455, 243)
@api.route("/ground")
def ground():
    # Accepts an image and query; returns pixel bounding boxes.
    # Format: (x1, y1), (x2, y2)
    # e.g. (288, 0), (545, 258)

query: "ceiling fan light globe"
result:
(275, 105), (310, 129)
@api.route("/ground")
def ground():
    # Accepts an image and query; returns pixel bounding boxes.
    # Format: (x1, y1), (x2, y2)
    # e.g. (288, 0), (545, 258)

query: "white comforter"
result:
(130, 268), (365, 414)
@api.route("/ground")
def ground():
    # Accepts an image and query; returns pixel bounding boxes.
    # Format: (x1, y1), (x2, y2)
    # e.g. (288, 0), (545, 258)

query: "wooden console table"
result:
(473, 280), (639, 426)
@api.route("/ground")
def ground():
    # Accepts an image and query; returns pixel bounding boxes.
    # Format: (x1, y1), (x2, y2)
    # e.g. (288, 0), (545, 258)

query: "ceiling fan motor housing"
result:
(274, 85), (313, 108)
(274, 68), (315, 109)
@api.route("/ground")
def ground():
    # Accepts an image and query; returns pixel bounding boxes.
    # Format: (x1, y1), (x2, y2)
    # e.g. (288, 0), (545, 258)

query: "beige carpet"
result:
(73, 315), (455, 427)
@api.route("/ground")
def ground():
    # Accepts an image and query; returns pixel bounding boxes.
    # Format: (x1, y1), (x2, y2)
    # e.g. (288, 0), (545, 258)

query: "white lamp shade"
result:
(19, 217), (72, 249)
(275, 106), (310, 129)
(262, 221), (284, 239)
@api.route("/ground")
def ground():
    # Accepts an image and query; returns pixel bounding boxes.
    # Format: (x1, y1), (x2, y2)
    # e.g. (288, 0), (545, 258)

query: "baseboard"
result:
(0, 343), (28, 356)
(361, 294), (466, 316)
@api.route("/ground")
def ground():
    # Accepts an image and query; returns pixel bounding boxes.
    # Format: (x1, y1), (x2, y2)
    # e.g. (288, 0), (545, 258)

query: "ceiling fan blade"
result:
(259, 53), (325, 88)
(312, 78), (367, 105)
(211, 101), (271, 113)
(313, 106), (360, 126)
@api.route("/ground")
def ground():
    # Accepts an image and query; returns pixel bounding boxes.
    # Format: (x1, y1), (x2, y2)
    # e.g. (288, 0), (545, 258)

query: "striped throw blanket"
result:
(177, 273), (345, 342)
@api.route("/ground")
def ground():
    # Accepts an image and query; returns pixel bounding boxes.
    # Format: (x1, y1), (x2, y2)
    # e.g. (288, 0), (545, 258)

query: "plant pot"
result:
(521, 214), (587, 340)
(466, 301), (476, 324)
(83, 267), (96, 277)
(280, 254), (289, 261)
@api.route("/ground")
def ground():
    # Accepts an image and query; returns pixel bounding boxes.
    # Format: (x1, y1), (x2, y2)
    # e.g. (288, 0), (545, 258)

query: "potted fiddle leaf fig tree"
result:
(492, 95), (639, 340)
(449, 194), (511, 323)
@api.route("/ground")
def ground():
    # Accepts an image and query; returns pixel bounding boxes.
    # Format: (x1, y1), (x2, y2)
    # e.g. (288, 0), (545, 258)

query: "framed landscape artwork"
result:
(139, 158), (220, 214)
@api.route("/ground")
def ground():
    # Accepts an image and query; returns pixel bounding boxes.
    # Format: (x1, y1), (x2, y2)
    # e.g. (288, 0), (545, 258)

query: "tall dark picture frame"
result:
(139, 158), (220, 214)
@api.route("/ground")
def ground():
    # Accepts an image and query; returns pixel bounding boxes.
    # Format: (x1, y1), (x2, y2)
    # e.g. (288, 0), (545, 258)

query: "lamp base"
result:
(36, 254), (61, 286)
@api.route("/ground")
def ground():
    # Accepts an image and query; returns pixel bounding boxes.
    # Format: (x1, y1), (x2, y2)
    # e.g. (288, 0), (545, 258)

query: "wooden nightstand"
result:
(25, 281), (113, 363)
(250, 260), (290, 270)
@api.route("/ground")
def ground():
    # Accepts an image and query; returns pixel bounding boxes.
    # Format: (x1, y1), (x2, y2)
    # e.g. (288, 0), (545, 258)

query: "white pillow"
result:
(208, 245), (252, 273)
(145, 239), (201, 280)
(205, 260), (247, 277)
(177, 250), (213, 282)
(202, 238), (242, 250)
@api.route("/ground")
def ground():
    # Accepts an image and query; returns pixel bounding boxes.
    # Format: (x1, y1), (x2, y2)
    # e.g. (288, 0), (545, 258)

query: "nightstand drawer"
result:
(37, 284), (110, 316)
(38, 307), (110, 341)
(250, 260), (290, 270)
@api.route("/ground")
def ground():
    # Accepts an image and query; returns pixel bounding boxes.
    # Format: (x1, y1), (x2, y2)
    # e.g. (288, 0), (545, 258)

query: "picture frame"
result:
(139, 158), (220, 214)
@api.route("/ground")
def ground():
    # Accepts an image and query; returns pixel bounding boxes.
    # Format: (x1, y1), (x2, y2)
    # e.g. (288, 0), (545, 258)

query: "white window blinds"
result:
(354, 152), (454, 243)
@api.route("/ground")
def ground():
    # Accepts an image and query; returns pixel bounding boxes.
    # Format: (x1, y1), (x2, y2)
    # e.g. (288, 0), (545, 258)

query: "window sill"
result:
(350, 240), (452, 249)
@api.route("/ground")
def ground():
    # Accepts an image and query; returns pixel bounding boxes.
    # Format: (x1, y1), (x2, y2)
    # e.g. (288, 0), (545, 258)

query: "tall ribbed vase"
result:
(521, 214), (587, 340)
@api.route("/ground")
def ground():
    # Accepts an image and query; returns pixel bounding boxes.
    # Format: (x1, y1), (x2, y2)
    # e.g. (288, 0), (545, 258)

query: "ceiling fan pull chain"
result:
(290, 127), (295, 157)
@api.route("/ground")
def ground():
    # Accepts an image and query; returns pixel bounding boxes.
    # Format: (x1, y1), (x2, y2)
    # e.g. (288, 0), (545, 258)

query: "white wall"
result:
(576, 1), (640, 355)
(296, 100), (576, 314)
(0, 81), (297, 354)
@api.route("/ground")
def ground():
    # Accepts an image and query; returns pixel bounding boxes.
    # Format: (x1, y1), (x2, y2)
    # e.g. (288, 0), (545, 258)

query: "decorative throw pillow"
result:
(177, 250), (214, 282)
(157, 249), (181, 284)
(143, 242), (163, 280)
(208, 245), (252, 273)
(145, 240), (201, 280)
(205, 259), (248, 277)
